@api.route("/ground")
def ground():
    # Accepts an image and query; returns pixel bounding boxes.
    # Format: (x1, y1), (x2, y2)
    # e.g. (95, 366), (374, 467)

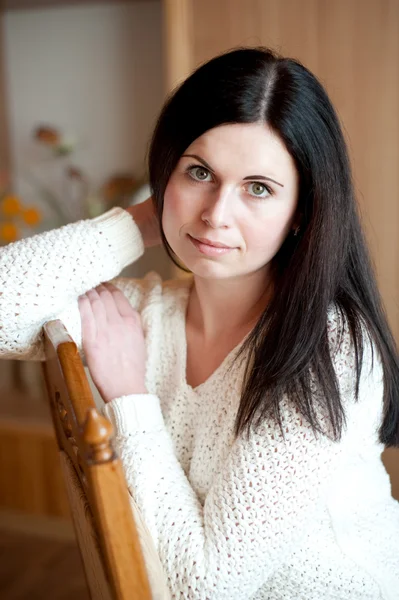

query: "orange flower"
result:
(0, 222), (19, 243)
(34, 125), (60, 146)
(1, 195), (22, 216)
(22, 206), (41, 226)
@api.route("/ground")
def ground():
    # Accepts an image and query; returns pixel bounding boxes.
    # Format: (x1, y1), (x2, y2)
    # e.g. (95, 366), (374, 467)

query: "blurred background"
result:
(0, 0), (398, 598)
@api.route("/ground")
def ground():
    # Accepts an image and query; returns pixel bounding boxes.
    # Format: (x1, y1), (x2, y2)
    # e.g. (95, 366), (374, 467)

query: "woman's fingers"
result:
(78, 281), (140, 346)
(101, 282), (141, 322)
(87, 284), (120, 325)
(78, 293), (97, 342)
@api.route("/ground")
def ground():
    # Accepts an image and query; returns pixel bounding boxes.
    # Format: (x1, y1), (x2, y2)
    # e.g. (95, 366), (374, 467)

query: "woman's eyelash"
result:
(184, 164), (274, 197)
(252, 182), (274, 196)
(185, 164), (210, 176)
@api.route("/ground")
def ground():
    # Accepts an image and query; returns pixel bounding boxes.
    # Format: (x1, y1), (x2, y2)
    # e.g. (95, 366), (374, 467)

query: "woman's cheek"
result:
(161, 205), (175, 247)
(164, 177), (187, 217)
(245, 214), (291, 258)
(163, 178), (195, 232)
(162, 187), (188, 253)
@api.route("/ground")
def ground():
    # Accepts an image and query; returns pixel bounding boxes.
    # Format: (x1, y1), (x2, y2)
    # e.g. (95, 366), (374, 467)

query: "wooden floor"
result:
(0, 526), (89, 599)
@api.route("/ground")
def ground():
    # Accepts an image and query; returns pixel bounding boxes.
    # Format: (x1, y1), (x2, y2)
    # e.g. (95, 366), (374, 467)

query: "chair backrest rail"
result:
(41, 319), (157, 600)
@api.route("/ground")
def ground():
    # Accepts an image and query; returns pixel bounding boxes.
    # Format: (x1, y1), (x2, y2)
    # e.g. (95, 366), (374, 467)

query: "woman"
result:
(1, 47), (399, 599)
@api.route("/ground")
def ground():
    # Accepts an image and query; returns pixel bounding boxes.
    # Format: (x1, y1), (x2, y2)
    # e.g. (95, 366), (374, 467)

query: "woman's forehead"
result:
(182, 123), (297, 182)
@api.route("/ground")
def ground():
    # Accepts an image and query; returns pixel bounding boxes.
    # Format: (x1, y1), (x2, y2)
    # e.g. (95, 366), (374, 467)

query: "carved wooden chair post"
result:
(41, 319), (170, 600)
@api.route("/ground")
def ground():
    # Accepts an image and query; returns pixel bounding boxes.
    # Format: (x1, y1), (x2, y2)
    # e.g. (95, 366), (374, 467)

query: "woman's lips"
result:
(192, 236), (232, 248)
(188, 235), (236, 256)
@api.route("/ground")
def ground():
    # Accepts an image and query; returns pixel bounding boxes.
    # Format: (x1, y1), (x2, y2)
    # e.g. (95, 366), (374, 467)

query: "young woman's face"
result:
(162, 122), (299, 281)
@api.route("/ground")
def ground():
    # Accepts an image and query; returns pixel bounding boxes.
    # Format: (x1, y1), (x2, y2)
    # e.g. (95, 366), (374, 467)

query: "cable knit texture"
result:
(1, 207), (398, 599)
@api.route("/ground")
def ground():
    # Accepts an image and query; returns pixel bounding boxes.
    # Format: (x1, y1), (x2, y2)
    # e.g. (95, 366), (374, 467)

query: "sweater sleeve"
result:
(102, 326), (384, 599)
(0, 207), (145, 363)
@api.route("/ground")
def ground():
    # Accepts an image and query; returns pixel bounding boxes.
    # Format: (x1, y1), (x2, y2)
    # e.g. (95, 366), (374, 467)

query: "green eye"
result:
(188, 166), (211, 181)
(247, 182), (271, 198)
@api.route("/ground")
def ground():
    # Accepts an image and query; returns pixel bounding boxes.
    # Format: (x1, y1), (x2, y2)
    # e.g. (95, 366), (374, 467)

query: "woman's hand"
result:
(125, 197), (162, 248)
(78, 282), (147, 403)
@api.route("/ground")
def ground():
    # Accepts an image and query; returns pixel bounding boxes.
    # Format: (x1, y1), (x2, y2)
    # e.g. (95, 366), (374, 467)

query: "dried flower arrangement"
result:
(0, 124), (144, 245)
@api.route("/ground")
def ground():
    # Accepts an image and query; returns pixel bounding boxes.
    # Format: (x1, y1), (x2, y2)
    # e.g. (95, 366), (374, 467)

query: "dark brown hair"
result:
(148, 46), (399, 447)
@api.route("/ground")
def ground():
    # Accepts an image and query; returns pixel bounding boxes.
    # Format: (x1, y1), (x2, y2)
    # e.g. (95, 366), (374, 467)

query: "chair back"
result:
(41, 319), (171, 600)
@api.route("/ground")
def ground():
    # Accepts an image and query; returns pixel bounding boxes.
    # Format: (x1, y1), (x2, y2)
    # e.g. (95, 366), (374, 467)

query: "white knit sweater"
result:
(1, 207), (399, 600)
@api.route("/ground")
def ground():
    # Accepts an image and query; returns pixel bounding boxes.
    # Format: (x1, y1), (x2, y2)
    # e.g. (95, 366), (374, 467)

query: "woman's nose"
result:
(201, 187), (233, 228)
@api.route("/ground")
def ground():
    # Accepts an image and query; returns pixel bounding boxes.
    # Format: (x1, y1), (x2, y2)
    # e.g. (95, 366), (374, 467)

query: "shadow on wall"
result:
(122, 244), (174, 282)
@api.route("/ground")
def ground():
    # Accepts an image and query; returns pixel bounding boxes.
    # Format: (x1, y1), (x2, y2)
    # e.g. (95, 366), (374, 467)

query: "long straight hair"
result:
(148, 47), (399, 448)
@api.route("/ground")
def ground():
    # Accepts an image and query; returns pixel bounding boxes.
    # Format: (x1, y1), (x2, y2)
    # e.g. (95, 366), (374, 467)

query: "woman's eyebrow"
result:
(182, 154), (214, 172)
(181, 153), (284, 187)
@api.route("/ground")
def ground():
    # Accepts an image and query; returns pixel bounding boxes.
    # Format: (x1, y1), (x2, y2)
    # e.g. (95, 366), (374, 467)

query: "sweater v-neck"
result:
(176, 280), (251, 394)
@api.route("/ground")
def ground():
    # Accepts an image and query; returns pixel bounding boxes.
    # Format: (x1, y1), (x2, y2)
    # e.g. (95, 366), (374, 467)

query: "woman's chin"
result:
(181, 258), (238, 279)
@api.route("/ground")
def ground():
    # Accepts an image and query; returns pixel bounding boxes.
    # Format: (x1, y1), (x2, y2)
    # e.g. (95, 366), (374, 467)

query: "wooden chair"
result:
(41, 319), (171, 600)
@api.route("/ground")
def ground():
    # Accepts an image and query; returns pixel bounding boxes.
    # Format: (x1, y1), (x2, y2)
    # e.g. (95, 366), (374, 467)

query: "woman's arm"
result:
(103, 390), (346, 599)
(0, 202), (157, 362)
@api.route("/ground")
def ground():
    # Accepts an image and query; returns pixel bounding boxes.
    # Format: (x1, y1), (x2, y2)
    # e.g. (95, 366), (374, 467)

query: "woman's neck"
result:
(186, 272), (272, 344)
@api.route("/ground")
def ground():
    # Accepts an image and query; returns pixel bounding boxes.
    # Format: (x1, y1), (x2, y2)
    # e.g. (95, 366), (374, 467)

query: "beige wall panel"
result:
(191, 0), (320, 75)
(332, 0), (399, 339)
(258, 0), (320, 71)
(382, 447), (399, 501)
(191, 0), (232, 67)
(163, 0), (194, 91)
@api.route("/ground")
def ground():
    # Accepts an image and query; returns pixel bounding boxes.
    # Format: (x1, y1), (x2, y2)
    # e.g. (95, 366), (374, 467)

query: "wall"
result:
(2, 0), (171, 278)
(0, 0), (171, 420)
(0, 13), (10, 173)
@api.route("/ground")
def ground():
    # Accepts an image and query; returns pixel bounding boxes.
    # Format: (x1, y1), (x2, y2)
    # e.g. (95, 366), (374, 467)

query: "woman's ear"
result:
(291, 213), (302, 236)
